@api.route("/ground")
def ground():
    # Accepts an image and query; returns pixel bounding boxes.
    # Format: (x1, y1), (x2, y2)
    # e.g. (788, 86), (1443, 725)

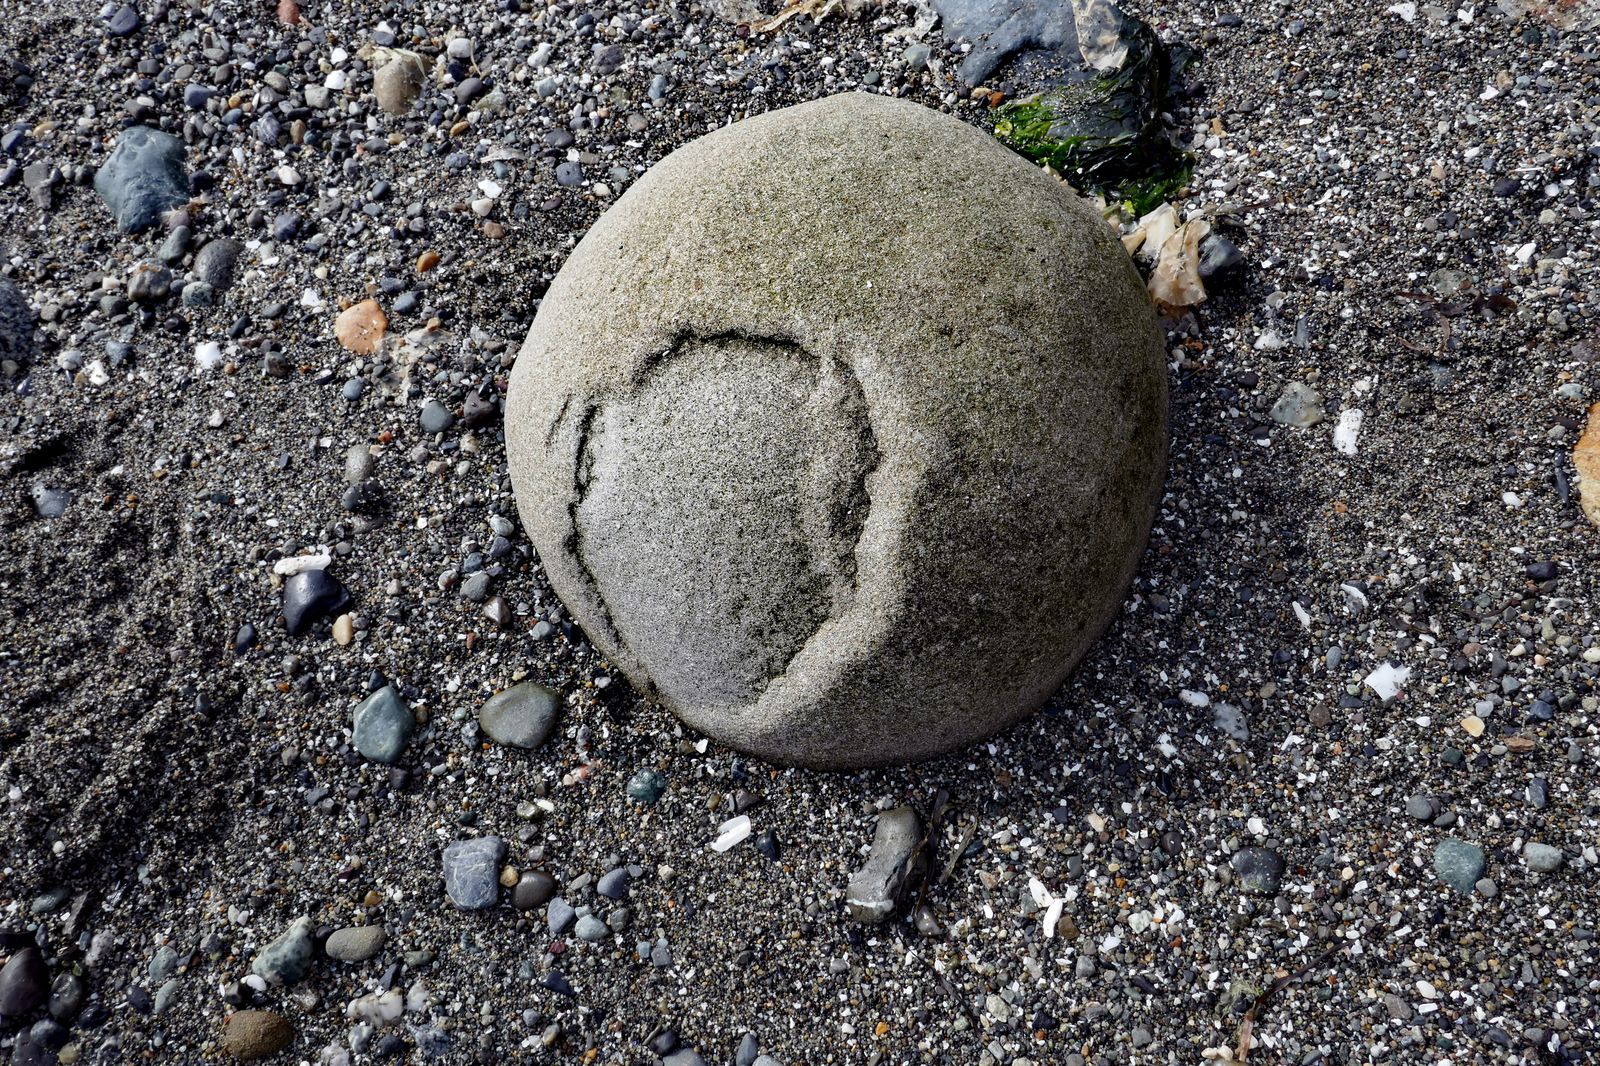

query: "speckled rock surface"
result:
(506, 91), (1167, 768)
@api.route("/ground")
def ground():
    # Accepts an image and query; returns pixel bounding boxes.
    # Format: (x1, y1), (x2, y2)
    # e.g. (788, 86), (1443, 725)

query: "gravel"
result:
(2, 0), (1598, 1062)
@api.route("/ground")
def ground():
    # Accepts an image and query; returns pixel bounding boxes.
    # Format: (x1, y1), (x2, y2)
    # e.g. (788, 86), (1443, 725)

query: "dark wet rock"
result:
(476, 682), (560, 750)
(625, 768), (666, 806)
(0, 947), (49, 1019)
(845, 806), (922, 922)
(0, 279), (35, 365)
(47, 972), (85, 1022)
(442, 836), (505, 910)
(512, 871), (556, 910)
(93, 126), (188, 233)
(193, 239), (243, 290)
(1198, 233), (1243, 278)
(281, 569), (349, 636)
(1231, 847), (1285, 895)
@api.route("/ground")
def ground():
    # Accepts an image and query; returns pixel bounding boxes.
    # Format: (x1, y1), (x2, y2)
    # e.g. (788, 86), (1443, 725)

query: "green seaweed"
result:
(991, 24), (1192, 216)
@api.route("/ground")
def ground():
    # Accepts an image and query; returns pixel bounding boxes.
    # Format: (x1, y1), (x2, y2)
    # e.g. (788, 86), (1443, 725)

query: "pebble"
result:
(334, 299), (387, 354)
(31, 486), (71, 519)
(324, 926), (386, 963)
(547, 897), (576, 934)
(0, 947), (48, 1018)
(281, 569), (349, 636)
(352, 686), (413, 764)
(1433, 838), (1487, 894)
(222, 1010), (294, 1060)
(512, 871), (556, 910)
(106, 5), (141, 37)
(845, 806), (921, 922)
(1527, 777), (1549, 810)
(419, 399), (455, 434)
(477, 682), (560, 750)
(662, 1050), (708, 1066)
(48, 973), (84, 1023)
(625, 768), (667, 805)
(374, 54), (425, 114)
(93, 126), (188, 232)
(596, 868), (630, 899)
(1269, 382), (1326, 428)
(1405, 795), (1440, 822)
(1231, 847), (1285, 895)
(1523, 842), (1563, 873)
(574, 915), (609, 942)
(1197, 233), (1243, 278)
(442, 836), (506, 910)
(251, 917), (314, 985)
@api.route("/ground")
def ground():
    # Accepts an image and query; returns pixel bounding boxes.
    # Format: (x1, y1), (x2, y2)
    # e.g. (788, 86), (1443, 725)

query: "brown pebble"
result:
(482, 221), (506, 240)
(416, 250), (440, 273)
(223, 1010), (294, 1060)
(334, 299), (388, 355)
(277, 0), (300, 24)
(1576, 402), (1600, 528)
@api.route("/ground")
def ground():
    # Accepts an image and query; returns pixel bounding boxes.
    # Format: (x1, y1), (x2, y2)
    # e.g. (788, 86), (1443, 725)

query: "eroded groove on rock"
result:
(567, 333), (879, 710)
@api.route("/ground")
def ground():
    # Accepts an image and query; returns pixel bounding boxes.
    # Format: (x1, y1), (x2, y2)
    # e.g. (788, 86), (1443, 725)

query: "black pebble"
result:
(282, 570), (350, 636)
(0, 946), (48, 1018)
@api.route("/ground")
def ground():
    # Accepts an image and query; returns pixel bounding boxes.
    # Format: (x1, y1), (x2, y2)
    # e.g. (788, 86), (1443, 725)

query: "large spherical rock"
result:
(506, 92), (1166, 768)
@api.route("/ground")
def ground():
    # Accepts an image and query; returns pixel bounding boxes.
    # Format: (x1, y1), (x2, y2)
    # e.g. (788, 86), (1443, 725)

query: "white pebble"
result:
(1332, 409), (1363, 455)
(345, 989), (402, 1026)
(710, 814), (751, 852)
(194, 341), (224, 370)
(274, 552), (332, 576)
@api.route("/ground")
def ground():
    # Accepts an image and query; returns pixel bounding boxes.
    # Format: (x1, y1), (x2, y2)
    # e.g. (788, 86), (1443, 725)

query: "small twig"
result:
(1235, 942), (1351, 1060)
(939, 816), (980, 885)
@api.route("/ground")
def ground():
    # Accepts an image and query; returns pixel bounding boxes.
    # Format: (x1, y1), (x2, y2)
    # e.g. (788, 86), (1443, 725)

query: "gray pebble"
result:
(93, 126), (188, 233)
(574, 915), (609, 942)
(1524, 842), (1563, 873)
(324, 926), (386, 963)
(442, 836), (506, 910)
(845, 805), (922, 922)
(1433, 838), (1486, 894)
(547, 896), (576, 934)
(477, 682), (560, 750)
(352, 686), (413, 764)
(251, 917), (314, 986)
(420, 399), (455, 434)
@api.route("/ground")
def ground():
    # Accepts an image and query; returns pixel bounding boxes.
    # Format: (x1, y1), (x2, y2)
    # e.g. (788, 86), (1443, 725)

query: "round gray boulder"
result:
(505, 92), (1166, 768)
